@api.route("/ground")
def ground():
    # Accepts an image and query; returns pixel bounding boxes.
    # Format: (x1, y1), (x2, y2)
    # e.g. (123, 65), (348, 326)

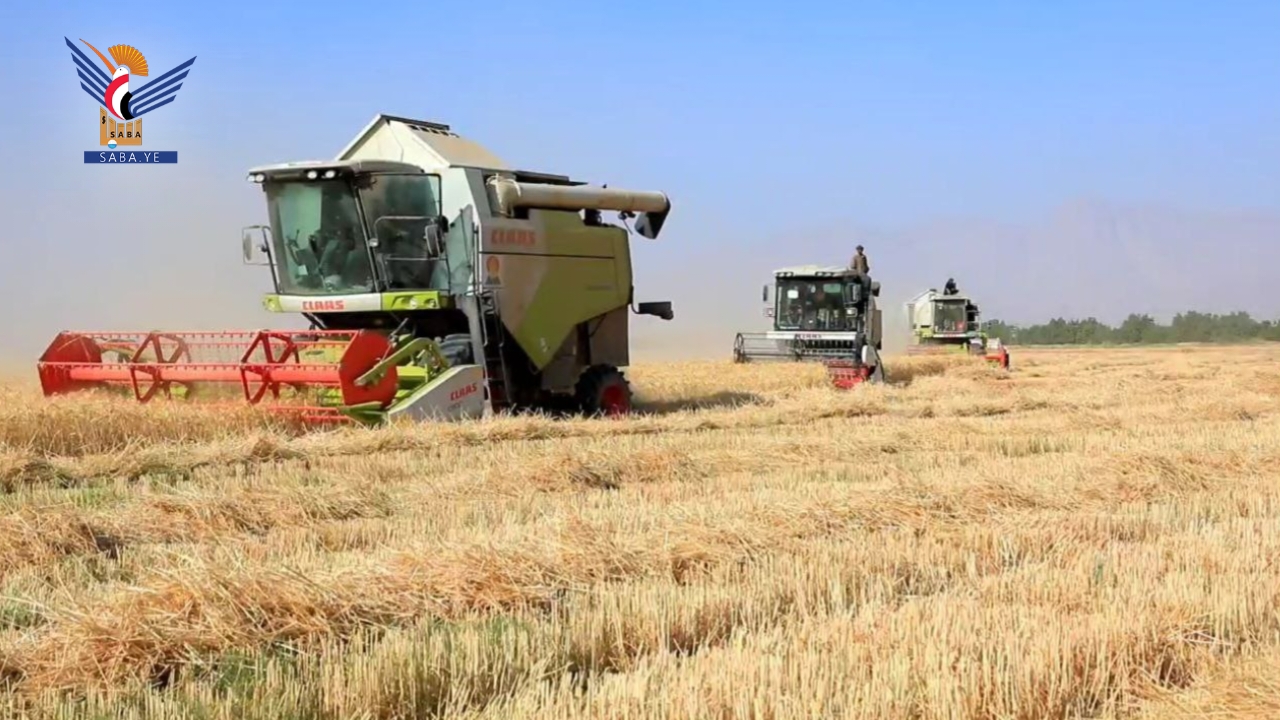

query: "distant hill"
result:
(883, 198), (1280, 326)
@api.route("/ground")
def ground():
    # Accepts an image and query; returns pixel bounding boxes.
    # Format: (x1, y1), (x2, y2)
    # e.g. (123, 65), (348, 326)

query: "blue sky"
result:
(1, 1), (1277, 359)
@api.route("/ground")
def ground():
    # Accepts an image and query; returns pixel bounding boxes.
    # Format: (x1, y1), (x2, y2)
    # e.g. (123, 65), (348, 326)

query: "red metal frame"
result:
(36, 329), (401, 424)
(824, 359), (872, 390)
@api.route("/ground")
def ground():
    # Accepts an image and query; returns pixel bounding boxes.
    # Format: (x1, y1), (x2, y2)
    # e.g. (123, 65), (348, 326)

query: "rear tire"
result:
(576, 364), (632, 417)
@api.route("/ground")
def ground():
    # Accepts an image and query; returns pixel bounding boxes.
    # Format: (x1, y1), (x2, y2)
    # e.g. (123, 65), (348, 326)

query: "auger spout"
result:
(487, 176), (671, 239)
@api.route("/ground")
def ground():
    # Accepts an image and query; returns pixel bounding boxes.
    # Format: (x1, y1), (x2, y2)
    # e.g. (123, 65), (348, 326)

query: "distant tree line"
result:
(982, 311), (1280, 346)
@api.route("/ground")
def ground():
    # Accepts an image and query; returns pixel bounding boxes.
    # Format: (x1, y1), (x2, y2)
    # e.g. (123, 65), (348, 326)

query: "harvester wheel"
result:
(576, 364), (632, 418)
(436, 333), (474, 366)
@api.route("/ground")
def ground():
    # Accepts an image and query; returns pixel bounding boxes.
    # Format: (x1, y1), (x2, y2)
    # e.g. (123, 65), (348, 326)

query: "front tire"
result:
(436, 333), (474, 366)
(576, 364), (632, 417)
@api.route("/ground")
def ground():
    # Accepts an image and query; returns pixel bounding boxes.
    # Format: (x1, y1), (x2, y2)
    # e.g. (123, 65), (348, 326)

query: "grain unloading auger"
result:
(731, 266), (886, 389)
(36, 114), (676, 426)
(905, 281), (1011, 370)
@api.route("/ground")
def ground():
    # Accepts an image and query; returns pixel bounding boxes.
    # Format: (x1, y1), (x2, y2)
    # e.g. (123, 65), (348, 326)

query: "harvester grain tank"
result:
(37, 114), (676, 425)
(732, 265), (885, 387)
(905, 283), (1010, 369)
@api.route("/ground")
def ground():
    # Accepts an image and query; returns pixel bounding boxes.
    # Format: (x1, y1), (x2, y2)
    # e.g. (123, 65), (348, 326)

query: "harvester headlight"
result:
(306, 170), (319, 180)
(323, 169), (337, 179)
(249, 173), (265, 183)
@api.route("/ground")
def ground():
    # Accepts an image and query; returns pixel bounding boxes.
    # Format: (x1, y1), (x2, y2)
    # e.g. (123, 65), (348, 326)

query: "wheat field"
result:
(2, 344), (1279, 719)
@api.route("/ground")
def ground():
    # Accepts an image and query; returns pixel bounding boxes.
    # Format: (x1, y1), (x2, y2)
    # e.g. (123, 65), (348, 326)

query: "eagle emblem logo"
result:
(65, 37), (197, 149)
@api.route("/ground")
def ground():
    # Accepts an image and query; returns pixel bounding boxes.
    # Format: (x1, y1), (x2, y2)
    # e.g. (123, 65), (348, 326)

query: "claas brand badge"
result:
(450, 382), (479, 403)
(302, 300), (346, 312)
(490, 228), (536, 247)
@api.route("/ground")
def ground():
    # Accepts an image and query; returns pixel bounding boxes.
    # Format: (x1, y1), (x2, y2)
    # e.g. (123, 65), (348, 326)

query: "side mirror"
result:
(762, 284), (769, 302)
(240, 225), (272, 265)
(635, 301), (674, 321)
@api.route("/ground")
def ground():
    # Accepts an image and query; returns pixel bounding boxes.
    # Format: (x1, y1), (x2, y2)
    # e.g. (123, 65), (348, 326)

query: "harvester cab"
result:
(905, 284), (1010, 370)
(732, 266), (885, 388)
(39, 114), (676, 425)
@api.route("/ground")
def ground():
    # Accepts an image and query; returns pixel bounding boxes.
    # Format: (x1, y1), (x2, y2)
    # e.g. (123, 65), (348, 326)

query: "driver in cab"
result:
(812, 286), (829, 329)
(317, 229), (368, 289)
(315, 201), (371, 290)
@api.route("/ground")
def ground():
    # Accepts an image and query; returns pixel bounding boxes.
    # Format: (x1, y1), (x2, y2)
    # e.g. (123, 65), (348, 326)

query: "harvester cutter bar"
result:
(905, 345), (957, 356)
(263, 404), (353, 425)
(733, 332), (858, 363)
(37, 329), (403, 423)
(907, 342), (1011, 369)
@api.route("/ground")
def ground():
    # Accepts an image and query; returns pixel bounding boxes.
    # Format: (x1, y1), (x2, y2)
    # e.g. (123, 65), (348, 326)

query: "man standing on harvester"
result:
(850, 245), (869, 277)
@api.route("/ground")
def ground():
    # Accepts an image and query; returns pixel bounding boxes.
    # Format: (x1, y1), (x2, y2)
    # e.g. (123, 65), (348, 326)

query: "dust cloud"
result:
(0, 163), (286, 370)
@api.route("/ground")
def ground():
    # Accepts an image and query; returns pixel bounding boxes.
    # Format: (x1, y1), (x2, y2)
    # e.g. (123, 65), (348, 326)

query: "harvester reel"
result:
(35, 329), (410, 424)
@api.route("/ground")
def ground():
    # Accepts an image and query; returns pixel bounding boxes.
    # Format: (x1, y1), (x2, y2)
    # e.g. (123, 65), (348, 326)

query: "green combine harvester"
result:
(905, 282), (1010, 369)
(36, 114), (675, 425)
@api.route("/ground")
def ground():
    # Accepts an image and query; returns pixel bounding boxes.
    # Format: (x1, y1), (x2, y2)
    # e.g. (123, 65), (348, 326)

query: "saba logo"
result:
(64, 37), (197, 164)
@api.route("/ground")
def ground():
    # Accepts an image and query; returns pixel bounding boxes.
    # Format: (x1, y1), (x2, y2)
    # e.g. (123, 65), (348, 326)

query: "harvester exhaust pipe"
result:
(488, 176), (671, 239)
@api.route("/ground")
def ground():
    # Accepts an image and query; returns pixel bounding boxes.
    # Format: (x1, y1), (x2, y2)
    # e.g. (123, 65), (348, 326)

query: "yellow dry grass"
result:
(1, 344), (1279, 718)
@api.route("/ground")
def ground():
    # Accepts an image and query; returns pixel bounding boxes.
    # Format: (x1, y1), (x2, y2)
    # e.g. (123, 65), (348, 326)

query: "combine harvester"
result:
(731, 265), (885, 388)
(37, 114), (676, 426)
(904, 281), (1011, 369)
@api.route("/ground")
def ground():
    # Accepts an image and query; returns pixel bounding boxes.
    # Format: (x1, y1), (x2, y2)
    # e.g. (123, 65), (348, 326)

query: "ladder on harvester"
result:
(478, 292), (510, 411)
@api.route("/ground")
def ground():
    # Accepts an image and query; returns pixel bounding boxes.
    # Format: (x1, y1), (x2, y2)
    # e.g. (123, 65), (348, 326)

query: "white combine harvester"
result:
(731, 265), (885, 388)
